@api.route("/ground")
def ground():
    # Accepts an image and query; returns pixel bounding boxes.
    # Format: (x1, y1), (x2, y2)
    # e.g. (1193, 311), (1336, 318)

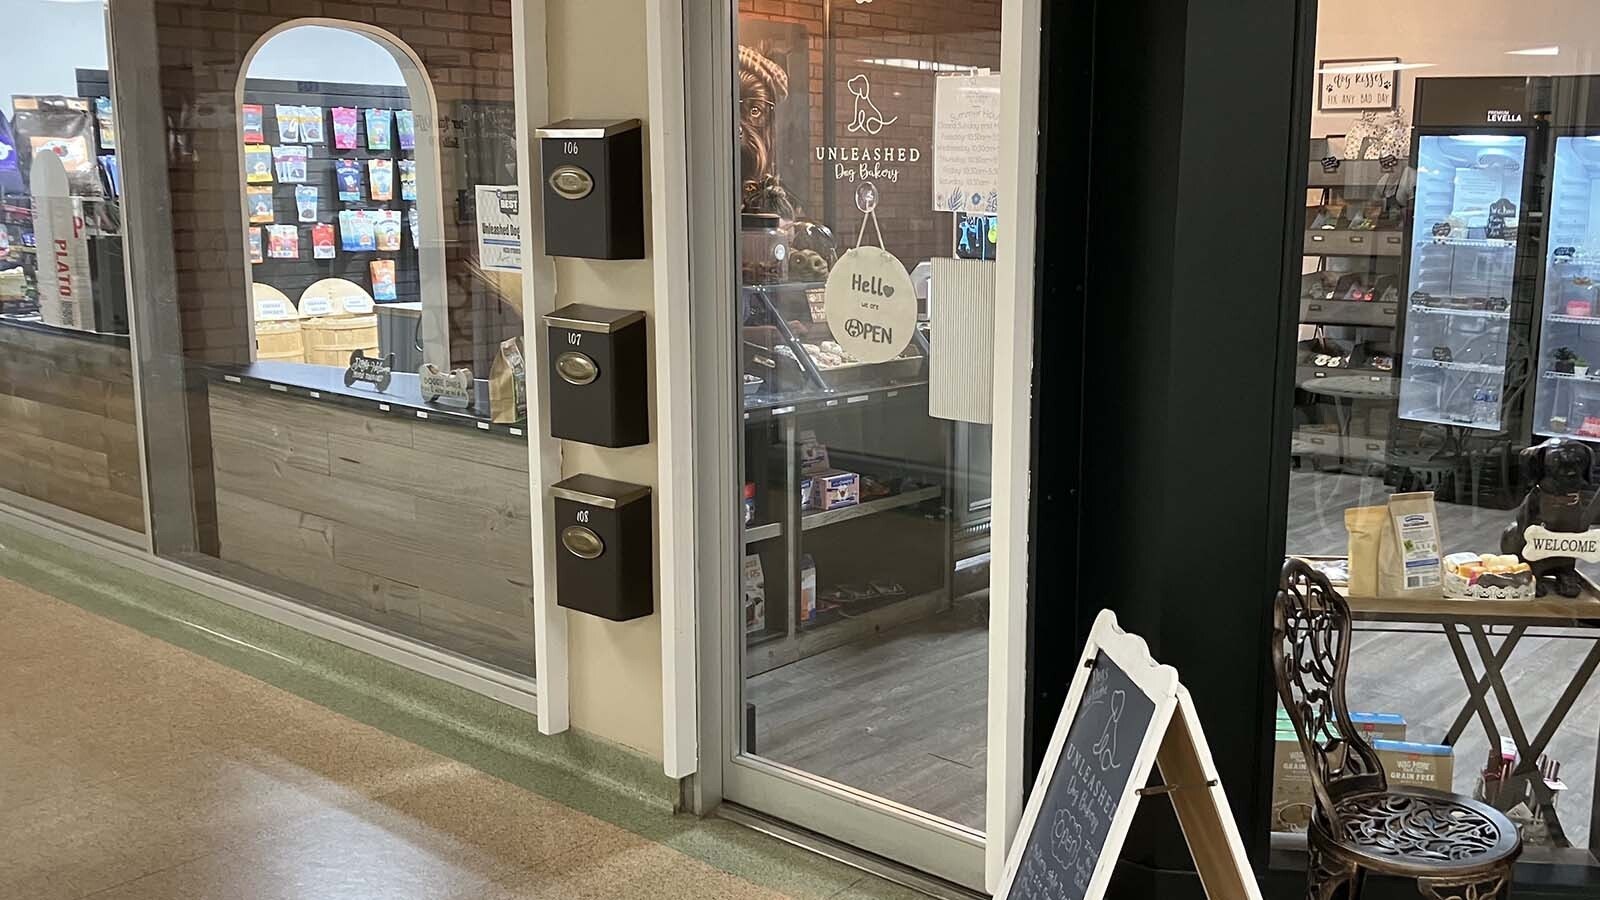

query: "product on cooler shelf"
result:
(247, 185), (274, 223)
(266, 225), (299, 259)
(365, 108), (391, 150)
(369, 259), (396, 300)
(244, 144), (273, 183)
(399, 159), (416, 201)
(408, 207), (420, 246)
(331, 107), (359, 150)
(295, 185), (319, 222)
(312, 223), (335, 259)
(335, 159), (362, 201)
(798, 430), (830, 475)
(299, 105), (325, 143)
(273, 145), (308, 183)
(248, 227), (263, 263)
(274, 104), (301, 142)
(368, 158), (393, 201)
(395, 109), (415, 150)
(241, 104), (265, 143)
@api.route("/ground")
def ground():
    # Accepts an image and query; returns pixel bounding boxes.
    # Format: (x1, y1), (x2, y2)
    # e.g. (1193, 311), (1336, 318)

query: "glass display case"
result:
(1533, 135), (1600, 440)
(1397, 134), (1527, 430)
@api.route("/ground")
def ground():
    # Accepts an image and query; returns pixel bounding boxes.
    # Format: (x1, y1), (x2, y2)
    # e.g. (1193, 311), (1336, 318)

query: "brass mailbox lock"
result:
(555, 350), (599, 385)
(549, 165), (595, 200)
(560, 525), (604, 559)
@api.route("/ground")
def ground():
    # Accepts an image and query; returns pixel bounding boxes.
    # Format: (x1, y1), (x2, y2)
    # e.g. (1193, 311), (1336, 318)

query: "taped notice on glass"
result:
(474, 185), (521, 272)
(932, 72), (1000, 214)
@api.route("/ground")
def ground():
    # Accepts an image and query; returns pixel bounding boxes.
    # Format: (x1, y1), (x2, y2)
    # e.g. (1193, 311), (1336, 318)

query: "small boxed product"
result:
(799, 554), (817, 622)
(1375, 739), (1454, 793)
(1271, 729), (1313, 833)
(800, 476), (816, 511)
(812, 470), (859, 510)
(798, 429), (830, 475)
(1277, 708), (1405, 743)
(743, 553), (766, 634)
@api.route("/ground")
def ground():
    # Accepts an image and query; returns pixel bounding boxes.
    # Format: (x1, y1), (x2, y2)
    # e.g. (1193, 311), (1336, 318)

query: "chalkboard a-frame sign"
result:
(995, 611), (1262, 900)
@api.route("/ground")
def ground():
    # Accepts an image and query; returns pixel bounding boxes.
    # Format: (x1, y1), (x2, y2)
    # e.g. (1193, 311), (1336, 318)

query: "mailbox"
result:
(544, 303), (649, 447)
(536, 119), (645, 260)
(550, 475), (653, 621)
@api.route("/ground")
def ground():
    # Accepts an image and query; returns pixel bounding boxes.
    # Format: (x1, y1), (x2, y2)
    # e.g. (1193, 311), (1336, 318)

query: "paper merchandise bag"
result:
(490, 336), (526, 424)
(1345, 506), (1386, 599)
(1378, 491), (1443, 599)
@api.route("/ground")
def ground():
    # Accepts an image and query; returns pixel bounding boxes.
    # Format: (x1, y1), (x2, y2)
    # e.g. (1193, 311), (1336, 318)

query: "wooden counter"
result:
(0, 317), (144, 533)
(207, 382), (535, 674)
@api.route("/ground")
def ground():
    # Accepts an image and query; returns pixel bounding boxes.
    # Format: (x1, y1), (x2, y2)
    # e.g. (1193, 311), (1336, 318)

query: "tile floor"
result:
(0, 573), (923, 900)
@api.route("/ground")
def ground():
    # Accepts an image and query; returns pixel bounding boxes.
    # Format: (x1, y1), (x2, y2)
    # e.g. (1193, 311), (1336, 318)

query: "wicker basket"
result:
(303, 315), (380, 366)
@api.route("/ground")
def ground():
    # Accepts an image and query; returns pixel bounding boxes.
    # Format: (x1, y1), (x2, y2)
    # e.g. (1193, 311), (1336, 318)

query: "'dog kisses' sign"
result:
(822, 246), (916, 364)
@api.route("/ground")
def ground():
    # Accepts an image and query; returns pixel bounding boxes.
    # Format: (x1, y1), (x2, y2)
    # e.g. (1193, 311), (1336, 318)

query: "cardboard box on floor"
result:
(1272, 713), (1412, 833)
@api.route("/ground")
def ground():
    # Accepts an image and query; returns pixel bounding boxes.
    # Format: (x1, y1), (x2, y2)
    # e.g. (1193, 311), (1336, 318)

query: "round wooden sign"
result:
(822, 246), (917, 364)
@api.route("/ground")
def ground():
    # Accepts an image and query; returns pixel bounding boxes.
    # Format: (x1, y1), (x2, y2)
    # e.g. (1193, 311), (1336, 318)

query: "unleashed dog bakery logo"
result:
(823, 247), (916, 365)
(1522, 524), (1600, 562)
(817, 74), (921, 184)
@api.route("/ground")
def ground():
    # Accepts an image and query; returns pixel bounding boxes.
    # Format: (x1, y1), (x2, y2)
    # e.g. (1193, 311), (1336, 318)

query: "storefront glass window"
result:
(1281, 0), (1600, 880)
(735, 1), (1000, 831)
(119, 9), (534, 675)
(0, 1), (144, 539)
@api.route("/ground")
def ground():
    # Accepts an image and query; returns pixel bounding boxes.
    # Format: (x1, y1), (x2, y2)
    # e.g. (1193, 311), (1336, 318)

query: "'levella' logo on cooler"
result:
(1487, 109), (1523, 123)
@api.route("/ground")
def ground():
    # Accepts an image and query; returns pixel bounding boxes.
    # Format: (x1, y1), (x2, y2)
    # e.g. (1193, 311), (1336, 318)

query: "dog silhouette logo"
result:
(1092, 690), (1126, 771)
(847, 74), (898, 135)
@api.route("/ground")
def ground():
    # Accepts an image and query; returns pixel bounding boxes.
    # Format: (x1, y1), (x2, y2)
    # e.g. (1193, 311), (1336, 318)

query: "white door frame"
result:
(654, 0), (1044, 891)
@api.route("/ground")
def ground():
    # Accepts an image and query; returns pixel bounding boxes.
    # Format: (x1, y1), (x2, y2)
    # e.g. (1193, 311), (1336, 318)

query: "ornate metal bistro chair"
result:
(1274, 559), (1522, 900)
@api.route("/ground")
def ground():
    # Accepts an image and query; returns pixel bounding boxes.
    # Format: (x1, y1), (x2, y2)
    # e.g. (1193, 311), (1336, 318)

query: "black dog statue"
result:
(1501, 437), (1596, 597)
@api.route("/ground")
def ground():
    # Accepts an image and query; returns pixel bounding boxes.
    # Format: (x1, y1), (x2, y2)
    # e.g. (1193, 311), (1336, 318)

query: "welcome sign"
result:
(1522, 525), (1600, 563)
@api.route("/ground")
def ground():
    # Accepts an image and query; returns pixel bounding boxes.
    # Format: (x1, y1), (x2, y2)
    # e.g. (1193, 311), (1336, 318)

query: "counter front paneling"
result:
(0, 317), (144, 533)
(205, 372), (535, 674)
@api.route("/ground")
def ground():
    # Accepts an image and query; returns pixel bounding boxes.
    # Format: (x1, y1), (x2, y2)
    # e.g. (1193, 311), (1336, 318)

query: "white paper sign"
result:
(474, 185), (521, 273)
(933, 74), (1001, 214)
(823, 247), (917, 364)
(1522, 525), (1600, 562)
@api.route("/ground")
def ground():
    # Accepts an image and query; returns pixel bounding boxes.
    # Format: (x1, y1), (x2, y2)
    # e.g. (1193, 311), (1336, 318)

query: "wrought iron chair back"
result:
(1273, 558), (1387, 831)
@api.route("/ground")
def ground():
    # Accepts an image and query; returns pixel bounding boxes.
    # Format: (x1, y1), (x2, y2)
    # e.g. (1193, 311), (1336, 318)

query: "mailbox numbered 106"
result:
(536, 119), (644, 260)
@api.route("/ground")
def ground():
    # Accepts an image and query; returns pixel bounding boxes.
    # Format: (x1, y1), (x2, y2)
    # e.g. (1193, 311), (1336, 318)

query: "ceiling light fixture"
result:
(1507, 46), (1560, 56)
(1316, 61), (1435, 75)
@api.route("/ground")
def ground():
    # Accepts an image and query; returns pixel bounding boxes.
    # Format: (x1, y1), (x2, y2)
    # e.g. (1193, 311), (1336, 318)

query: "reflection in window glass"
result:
(131, 9), (534, 676)
(735, 1), (1000, 831)
(0, 0), (144, 538)
(1282, 0), (1600, 877)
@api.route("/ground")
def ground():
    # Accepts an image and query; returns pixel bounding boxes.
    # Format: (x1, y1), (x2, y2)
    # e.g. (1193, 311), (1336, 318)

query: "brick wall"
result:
(739, 0), (1002, 264)
(154, 0), (516, 365)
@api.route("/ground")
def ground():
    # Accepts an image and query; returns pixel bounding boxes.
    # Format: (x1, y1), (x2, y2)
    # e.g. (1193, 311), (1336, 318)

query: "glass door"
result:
(1398, 133), (1528, 430)
(1534, 134), (1600, 439)
(718, 0), (1026, 889)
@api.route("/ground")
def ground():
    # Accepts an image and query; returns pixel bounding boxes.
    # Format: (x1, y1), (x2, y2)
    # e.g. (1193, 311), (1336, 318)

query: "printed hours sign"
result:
(822, 246), (917, 364)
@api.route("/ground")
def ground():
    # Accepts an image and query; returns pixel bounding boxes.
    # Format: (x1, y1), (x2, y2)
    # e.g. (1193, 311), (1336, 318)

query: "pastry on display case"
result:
(1442, 553), (1535, 600)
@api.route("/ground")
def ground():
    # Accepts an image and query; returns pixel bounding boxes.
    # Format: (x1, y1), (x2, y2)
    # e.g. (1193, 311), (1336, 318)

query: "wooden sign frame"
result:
(995, 610), (1261, 900)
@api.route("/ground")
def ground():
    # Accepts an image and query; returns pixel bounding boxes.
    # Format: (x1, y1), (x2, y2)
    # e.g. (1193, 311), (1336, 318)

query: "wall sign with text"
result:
(1319, 58), (1400, 112)
(933, 73), (1001, 214)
